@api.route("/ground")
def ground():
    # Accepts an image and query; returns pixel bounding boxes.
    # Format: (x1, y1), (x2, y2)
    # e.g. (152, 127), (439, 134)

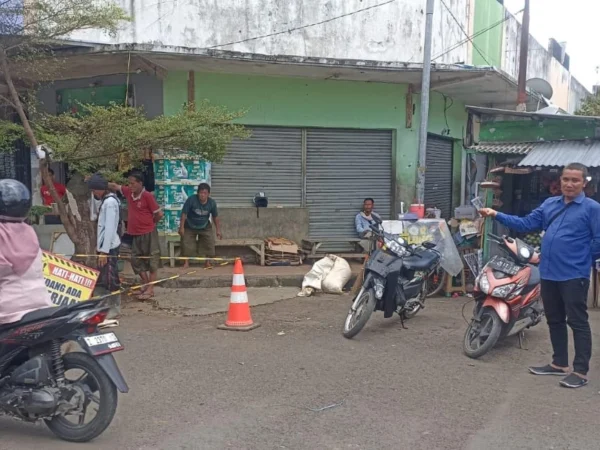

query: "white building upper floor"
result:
(68, 0), (589, 113)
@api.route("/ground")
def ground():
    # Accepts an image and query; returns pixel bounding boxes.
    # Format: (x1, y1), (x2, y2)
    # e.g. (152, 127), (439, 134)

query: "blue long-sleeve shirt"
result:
(355, 212), (381, 237)
(495, 193), (600, 281)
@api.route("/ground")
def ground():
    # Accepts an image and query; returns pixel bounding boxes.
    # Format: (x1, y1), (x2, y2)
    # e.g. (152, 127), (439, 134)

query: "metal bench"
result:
(167, 235), (266, 267)
(301, 237), (366, 260)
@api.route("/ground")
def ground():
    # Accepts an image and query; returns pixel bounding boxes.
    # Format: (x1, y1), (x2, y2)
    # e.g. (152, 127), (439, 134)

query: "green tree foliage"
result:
(0, 0), (249, 260)
(575, 95), (600, 117)
(30, 102), (249, 176)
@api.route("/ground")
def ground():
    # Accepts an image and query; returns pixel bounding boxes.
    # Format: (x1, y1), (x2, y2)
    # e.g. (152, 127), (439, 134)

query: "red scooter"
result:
(463, 233), (544, 359)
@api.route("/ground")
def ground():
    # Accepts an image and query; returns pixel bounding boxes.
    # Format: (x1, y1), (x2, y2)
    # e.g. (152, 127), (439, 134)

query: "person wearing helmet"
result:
(0, 179), (54, 325)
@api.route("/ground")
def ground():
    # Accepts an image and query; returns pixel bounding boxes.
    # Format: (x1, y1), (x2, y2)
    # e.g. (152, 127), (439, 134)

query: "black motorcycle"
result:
(343, 218), (442, 339)
(0, 300), (128, 442)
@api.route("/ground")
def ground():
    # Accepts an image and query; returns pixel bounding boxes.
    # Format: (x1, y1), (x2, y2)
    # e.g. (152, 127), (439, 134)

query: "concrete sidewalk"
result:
(123, 262), (364, 289)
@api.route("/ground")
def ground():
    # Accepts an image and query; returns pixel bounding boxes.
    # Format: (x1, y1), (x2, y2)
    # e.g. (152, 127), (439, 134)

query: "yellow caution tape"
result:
(56, 254), (237, 262)
(88, 261), (231, 301)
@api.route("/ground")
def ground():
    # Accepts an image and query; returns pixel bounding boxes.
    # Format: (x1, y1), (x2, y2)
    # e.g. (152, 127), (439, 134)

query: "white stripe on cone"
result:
(230, 291), (249, 304)
(232, 274), (245, 285)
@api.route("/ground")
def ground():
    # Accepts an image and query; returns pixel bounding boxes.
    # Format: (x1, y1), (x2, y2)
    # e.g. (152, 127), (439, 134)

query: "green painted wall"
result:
(164, 71), (467, 210)
(479, 119), (599, 142)
(472, 0), (504, 67)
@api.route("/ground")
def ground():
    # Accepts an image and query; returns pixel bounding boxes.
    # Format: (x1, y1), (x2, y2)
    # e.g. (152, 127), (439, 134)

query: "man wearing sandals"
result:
(480, 163), (600, 388)
(109, 171), (163, 300)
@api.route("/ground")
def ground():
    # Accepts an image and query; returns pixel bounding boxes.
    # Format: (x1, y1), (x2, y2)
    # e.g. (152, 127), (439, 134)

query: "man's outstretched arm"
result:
(480, 205), (544, 233)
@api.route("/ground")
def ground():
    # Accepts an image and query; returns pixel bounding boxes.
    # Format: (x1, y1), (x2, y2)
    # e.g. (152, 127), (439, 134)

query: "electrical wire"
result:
(439, 0), (492, 66)
(432, 16), (508, 61)
(442, 93), (453, 135)
(206, 0), (396, 50)
(461, 297), (475, 325)
(432, 9), (523, 62)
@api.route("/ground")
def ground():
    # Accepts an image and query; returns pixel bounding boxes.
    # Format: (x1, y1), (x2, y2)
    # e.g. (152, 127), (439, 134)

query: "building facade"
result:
(70, 0), (590, 112)
(12, 0), (591, 244)
(473, 0), (589, 113)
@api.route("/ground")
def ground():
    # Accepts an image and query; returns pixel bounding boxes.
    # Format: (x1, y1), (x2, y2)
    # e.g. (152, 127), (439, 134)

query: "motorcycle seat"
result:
(0, 306), (69, 333)
(403, 249), (440, 271)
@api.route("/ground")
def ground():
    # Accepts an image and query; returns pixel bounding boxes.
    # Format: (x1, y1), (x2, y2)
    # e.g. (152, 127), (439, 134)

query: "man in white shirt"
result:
(88, 173), (122, 318)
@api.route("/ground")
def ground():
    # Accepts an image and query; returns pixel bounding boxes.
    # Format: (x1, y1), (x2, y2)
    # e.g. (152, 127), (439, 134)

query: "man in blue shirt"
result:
(355, 198), (381, 253)
(480, 163), (600, 388)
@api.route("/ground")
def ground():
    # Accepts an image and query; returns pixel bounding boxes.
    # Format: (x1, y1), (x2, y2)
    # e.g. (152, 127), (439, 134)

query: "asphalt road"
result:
(2, 294), (600, 450)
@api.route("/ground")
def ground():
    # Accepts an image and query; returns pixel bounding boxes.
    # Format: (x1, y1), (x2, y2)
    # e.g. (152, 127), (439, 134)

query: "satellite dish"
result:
(526, 78), (553, 100)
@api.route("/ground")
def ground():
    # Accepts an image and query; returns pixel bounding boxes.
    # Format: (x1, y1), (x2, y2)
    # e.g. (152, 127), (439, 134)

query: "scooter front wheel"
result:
(463, 307), (502, 359)
(343, 288), (376, 339)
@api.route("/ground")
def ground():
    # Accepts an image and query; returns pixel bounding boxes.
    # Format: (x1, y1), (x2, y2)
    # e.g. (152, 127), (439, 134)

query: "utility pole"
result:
(516, 0), (530, 111)
(416, 0), (435, 205)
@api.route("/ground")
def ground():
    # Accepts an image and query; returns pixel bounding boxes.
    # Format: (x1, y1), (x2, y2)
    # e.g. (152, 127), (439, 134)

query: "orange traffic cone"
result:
(218, 259), (260, 332)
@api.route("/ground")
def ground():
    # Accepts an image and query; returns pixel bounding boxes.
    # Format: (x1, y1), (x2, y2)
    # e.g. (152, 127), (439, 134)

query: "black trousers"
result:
(540, 279), (592, 375)
(97, 247), (121, 292)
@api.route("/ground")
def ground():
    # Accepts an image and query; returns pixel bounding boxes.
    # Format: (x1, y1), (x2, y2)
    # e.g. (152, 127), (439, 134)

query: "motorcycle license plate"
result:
(83, 332), (123, 355)
(488, 256), (520, 275)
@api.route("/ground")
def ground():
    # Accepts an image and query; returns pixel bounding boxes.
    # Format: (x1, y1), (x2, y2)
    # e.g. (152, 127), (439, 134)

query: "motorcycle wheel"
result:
(463, 307), (502, 359)
(425, 266), (447, 298)
(343, 288), (376, 339)
(402, 299), (423, 320)
(45, 352), (118, 443)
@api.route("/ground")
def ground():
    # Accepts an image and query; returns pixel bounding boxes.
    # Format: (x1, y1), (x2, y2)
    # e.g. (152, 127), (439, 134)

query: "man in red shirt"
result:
(109, 171), (163, 300)
(40, 169), (67, 206)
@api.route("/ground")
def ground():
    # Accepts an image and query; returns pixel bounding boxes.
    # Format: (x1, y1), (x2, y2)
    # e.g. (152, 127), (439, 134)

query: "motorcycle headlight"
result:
(491, 283), (517, 299)
(479, 274), (491, 294)
(384, 238), (407, 257)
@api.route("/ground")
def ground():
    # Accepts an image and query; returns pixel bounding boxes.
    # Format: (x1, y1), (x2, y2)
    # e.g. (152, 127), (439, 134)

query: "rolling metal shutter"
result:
(0, 141), (31, 192)
(211, 127), (302, 207)
(424, 135), (453, 219)
(306, 129), (393, 241)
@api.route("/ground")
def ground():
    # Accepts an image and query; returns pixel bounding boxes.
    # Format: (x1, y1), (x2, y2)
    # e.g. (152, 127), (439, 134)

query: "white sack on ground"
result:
(297, 255), (351, 297)
(322, 255), (352, 294)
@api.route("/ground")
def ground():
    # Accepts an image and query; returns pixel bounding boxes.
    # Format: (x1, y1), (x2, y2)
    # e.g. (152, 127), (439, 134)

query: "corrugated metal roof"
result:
(468, 142), (538, 154)
(519, 141), (600, 167)
(466, 106), (599, 121)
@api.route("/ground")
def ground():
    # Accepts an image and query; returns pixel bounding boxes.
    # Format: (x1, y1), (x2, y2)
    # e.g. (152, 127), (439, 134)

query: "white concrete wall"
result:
(501, 10), (589, 113)
(71, 0), (470, 64)
(568, 76), (589, 114)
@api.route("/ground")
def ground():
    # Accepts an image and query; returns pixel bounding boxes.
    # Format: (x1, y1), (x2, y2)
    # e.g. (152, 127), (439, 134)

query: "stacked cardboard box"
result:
(265, 238), (302, 266)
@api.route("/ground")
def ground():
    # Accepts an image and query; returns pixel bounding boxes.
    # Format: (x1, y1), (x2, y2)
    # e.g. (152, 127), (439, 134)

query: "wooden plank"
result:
(167, 238), (266, 266)
(187, 71), (195, 111)
(168, 241), (177, 268)
(302, 238), (362, 243)
(305, 253), (366, 260)
(217, 239), (264, 246)
(406, 83), (414, 128)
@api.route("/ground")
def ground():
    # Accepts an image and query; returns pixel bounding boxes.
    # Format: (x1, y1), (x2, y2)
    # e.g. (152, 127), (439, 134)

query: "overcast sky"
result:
(503, 0), (599, 91)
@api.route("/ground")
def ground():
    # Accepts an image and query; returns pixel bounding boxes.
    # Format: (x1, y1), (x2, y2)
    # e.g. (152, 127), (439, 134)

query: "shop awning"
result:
(467, 142), (537, 155)
(518, 140), (600, 167)
(19, 41), (545, 110)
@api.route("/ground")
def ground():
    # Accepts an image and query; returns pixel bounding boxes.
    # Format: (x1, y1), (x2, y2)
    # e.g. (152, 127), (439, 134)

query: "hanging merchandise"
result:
(153, 150), (212, 234)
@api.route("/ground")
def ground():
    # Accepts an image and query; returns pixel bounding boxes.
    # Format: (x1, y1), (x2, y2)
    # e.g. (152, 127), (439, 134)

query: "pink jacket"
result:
(0, 222), (53, 325)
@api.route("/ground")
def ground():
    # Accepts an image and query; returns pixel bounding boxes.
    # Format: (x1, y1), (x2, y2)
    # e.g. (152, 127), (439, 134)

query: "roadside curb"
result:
(122, 273), (359, 289)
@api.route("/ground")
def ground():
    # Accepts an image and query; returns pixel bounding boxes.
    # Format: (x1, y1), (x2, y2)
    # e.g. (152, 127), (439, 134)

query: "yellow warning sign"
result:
(42, 251), (100, 307)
